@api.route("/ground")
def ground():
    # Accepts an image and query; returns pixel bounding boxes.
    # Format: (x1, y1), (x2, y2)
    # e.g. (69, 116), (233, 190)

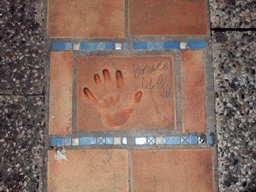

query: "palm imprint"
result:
(83, 69), (142, 127)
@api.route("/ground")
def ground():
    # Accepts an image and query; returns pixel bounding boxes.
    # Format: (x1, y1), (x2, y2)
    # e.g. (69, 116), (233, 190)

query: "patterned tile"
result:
(164, 136), (181, 145)
(52, 43), (72, 51)
(79, 137), (96, 146)
(80, 42), (97, 51)
(105, 137), (114, 145)
(147, 137), (156, 145)
(63, 138), (72, 146)
(187, 41), (207, 49)
(96, 137), (106, 145)
(147, 42), (163, 50)
(97, 42), (106, 50)
(181, 136), (190, 145)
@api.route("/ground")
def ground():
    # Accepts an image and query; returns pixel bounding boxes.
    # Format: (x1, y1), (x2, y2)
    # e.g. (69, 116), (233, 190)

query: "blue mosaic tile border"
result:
(51, 136), (128, 146)
(52, 41), (207, 51)
(51, 135), (213, 146)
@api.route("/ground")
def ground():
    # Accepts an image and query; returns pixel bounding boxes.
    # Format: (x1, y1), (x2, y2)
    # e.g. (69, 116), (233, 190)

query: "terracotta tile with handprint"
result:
(76, 55), (175, 131)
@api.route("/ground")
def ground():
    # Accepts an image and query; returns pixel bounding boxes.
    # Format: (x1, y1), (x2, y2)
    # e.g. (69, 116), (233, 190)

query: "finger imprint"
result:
(83, 87), (98, 104)
(103, 69), (111, 83)
(133, 91), (142, 104)
(116, 70), (123, 89)
(94, 74), (102, 86)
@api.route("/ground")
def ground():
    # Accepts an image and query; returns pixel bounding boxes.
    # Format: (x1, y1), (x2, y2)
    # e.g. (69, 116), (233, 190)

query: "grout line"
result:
(128, 149), (131, 192)
(125, 0), (129, 38)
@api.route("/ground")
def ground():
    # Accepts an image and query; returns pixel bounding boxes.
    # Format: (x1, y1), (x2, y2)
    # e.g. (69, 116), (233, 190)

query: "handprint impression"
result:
(83, 69), (142, 128)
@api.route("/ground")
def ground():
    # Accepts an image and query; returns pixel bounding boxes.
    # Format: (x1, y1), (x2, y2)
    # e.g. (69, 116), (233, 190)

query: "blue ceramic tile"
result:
(190, 136), (198, 145)
(134, 137), (148, 145)
(106, 42), (115, 50)
(123, 42), (128, 50)
(63, 138), (72, 146)
(133, 42), (147, 50)
(147, 137), (156, 145)
(105, 137), (114, 145)
(96, 137), (105, 145)
(181, 136), (190, 145)
(51, 138), (63, 146)
(79, 137), (96, 146)
(97, 42), (106, 50)
(163, 41), (179, 50)
(147, 42), (163, 50)
(122, 137), (128, 145)
(80, 43), (97, 50)
(207, 136), (213, 145)
(187, 41), (207, 49)
(52, 43), (72, 51)
(164, 136), (181, 145)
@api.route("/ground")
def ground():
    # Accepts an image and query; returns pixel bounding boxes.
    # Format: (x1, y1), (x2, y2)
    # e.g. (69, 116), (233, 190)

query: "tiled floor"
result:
(76, 55), (175, 131)
(47, 0), (215, 191)
(47, 0), (125, 38)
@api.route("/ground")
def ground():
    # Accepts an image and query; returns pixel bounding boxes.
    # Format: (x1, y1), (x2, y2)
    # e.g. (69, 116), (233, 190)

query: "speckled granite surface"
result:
(213, 31), (256, 192)
(210, 0), (256, 28)
(0, 0), (46, 95)
(0, 96), (45, 191)
(0, 0), (256, 191)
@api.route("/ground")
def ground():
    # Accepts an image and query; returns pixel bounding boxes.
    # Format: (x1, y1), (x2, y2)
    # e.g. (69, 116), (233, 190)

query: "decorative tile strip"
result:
(51, 135), (213, 146)
(133, 41), (206, 50)
(134, 136), (213, 145)
(52, 43), (73, 51)
(187, 41), (207, 49)
(52, 41), (206, 51)
(51, 136), (128, 146)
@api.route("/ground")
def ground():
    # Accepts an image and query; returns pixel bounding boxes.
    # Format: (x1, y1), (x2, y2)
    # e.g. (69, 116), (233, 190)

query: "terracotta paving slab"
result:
(48, 149), (128, 192)
(49, 52), (73, 135)
(129, 0), (208, 36)
(47, 0), (125, 38)
(131, 149), (214, 192)
(181, 50), (206, 133)
(76, 55), (175, 131)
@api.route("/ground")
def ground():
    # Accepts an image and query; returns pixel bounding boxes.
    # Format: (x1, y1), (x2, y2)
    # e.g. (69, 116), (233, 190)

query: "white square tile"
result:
(156, 137), (164, 145)
(180, 42), (187, 49)
(115, 43), (122, 50)
(135, 137), (147, 145)
(122, 137), (128, 145)
(72, 138), (79, 146)
(114, 137), (122, 145)
(73, 43), (80, 51)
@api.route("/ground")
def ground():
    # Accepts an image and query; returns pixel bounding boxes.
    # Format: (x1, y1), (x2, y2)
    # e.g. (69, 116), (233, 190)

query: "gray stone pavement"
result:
(0, 0), (256, 191)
